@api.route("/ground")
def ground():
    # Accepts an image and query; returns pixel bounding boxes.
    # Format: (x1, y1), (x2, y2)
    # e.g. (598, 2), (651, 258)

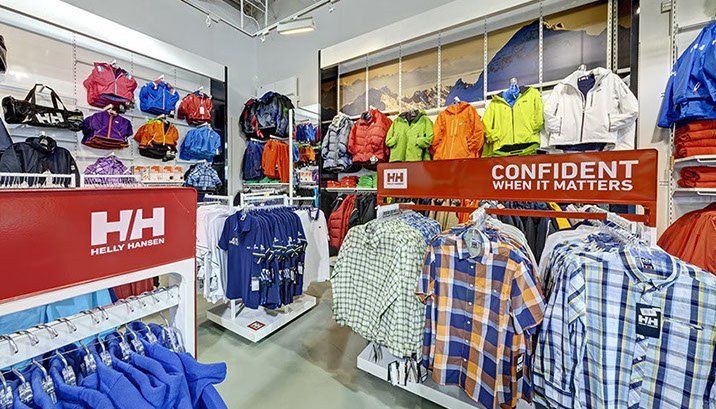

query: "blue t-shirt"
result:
(218, 213), (263, 308)
(49, 357), (114, 409)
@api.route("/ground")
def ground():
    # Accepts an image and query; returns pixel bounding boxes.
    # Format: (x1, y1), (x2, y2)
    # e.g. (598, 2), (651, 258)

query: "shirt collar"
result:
(455, 225), (491, 260)
(620, 247), (680, 290)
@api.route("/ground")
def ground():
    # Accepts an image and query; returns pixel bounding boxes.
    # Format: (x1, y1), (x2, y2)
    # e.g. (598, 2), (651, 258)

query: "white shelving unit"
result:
(324, 187), (377, 193)
(357, 343), (534, 409)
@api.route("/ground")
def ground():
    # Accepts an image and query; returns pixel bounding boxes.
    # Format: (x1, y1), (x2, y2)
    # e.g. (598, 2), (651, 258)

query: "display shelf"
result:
(357, 343), (533, 409)
(206, 294), (317, 343)
(142, 180), (185, 186)
(323, 187), (377, 193)
(243, 182), (289, 188)
(674, 155), (716, 166)
(673, 187), (716, 196)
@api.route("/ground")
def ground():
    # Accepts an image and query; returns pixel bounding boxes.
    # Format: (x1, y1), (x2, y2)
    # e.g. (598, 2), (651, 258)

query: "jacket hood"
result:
(330, 113), (351, 129)
(491, 87), (539, 105)
(445, 101), (471, 115)
(563, 67), (611, 91)
(26, 136), (57, 154)
(398, 109), (426, 124)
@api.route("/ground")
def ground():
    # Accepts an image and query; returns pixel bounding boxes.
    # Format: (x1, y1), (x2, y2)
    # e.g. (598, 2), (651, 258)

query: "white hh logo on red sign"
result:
(90, 208), (166, 256)
(384, 169), (408, 189)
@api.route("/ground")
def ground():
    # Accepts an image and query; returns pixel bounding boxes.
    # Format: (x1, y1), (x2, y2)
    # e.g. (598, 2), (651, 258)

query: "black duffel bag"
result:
(2, 84), (83, 131)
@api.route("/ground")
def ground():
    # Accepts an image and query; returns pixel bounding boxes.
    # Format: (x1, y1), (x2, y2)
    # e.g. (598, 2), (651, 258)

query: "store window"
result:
(486, 18), (540, 93)
(441, 34), (485, 104)
(367, 55), (400, 114)
(401, 47), (438, 111)
(339, 67), (366, 116)
(543, 1), (608, 83)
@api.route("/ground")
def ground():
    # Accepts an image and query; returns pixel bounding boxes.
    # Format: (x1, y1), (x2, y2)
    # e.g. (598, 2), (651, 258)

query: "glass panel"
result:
(321, 67), (338, 120)
(401, 47), (438, 110)
(617, 0), (632, 70)
(486, 18), (540, 93)
(442, 35), (485, 104)
(543, 1), (608, 82)
(339, 68), (366, 116)
(367, 58), (400, 113)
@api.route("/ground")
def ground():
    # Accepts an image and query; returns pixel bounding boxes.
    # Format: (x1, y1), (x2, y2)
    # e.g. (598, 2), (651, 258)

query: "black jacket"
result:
(0, 136), (79, 186)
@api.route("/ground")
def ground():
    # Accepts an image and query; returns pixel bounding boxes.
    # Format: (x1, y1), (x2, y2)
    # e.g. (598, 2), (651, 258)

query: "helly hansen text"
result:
(90, 208), (166, 256)
(384, 169), (408, 189)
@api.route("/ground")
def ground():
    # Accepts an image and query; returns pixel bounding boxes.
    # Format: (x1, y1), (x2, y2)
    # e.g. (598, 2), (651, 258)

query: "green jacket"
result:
(386, 110), (433, 162)
(483, 87), (544, 156)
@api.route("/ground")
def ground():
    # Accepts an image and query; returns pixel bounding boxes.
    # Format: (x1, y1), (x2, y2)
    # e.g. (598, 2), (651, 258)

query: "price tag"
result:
(251, 277), (260, 292)
(636, 303), (661, 339)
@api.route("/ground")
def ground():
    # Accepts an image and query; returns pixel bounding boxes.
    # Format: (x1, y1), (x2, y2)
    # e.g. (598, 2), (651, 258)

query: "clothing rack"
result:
(356, 149), (660, 409)
(202, 193), (318, 343)
(80, 174), (143, 187)
(0, 188), (198, 368)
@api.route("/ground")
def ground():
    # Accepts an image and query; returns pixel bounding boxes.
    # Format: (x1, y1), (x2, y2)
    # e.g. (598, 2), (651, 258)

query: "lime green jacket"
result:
(386, 110), (433, 162)
(483, 87), (544, 156)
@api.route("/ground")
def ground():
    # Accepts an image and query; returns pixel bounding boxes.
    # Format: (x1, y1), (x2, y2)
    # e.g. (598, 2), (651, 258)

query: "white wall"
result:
(61, 0), (258, 195)
(255, 0), (444, 107)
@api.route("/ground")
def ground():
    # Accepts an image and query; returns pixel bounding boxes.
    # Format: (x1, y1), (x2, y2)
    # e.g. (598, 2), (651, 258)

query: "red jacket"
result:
(83, 62), (137, 108)
(328, 195), (356, 250)
(348, 109), (392, 163)
(178, 91), (213, 125)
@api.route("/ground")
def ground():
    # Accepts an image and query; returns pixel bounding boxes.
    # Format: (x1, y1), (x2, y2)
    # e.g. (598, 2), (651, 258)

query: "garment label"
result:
(515, 354), (524, 381)
(199, 106), (206, 115)
(251, 277), (260, 291)
(640, 258), (655, 273)
(636, 303), (661, 339)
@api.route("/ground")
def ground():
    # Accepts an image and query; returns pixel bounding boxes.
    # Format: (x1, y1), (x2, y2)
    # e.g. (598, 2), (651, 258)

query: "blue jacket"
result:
(242, 140), (264, 180)
(179, 127), (222, 162)
(658, 21), (716, 127)
(139, 81), (181, 116)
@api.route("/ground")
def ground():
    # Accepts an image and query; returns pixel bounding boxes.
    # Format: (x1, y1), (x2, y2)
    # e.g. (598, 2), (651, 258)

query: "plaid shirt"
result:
(399, 211), (442, 244)
(84, 156), (129, 175)
(534, 236), (716, 409)
(419, 224), (545, 408)
(185, 162), (222, 191)
(331, 218), (427, 357)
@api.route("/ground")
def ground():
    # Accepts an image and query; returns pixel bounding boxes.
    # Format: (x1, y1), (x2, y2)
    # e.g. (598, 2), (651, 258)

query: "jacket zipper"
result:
(511, 102), (516, 145)
(162, 88), (165, 111)
(106, 113), (114, 140)
(448, 116), (456, 157)
(579, 91), (586, 143)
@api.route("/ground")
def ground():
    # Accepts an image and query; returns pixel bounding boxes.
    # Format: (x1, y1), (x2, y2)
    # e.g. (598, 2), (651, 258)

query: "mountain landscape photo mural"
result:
(339, 1), (625, 114)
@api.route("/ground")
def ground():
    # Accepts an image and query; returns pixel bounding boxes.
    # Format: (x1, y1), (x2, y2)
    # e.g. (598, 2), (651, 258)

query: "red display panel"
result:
(0, 188), (197, 302)
(378, 149), (658, 225)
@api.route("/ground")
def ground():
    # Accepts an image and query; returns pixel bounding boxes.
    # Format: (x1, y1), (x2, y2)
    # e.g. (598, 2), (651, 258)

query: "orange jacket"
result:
(431, 102), (485, 159)
(133, 119), (179, 148)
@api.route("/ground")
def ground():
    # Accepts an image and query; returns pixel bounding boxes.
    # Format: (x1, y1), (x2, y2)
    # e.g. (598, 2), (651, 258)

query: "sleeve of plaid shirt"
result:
(417, 245), (437, 370)
(510, 253), (545, 335)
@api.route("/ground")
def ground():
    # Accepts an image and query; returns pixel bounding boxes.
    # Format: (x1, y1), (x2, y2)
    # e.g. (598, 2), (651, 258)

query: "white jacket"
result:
(542, 67), (639, 149)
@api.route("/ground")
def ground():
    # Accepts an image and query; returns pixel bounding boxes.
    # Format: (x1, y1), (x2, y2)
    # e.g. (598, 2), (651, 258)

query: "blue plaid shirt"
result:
(399, 211), (441, 244)
(534, 235), (716, 409)
(185, 162), (222, 191)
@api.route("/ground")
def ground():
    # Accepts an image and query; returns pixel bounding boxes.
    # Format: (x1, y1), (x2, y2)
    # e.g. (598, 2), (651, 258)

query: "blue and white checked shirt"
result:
(534, 234), (716, 409)
(185, 162), (222, 191)
(399, 211), (441, 244)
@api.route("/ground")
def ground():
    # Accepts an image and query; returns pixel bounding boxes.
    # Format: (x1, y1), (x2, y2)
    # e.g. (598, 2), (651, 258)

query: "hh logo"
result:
(384, 169), (408, 189)
(91, 208), (165, 246)
(34, 112), (64, 125)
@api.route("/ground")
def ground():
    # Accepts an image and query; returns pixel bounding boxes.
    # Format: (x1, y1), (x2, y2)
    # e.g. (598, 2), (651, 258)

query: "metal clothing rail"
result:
(0, 286), (180, 369)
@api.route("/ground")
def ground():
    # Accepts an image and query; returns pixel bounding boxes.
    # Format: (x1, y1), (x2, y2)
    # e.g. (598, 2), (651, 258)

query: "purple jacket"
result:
(84, 155), (129, 175)
(82, 111), (133, 144)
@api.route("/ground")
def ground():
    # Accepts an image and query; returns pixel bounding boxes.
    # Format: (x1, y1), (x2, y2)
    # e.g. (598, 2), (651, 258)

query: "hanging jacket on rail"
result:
(82, 110), (133, 149)
(483, 87), (544, 157)
(83, 62), (137, 109)
(432, 101), (485, 159)
(139, 80), (181, 116)
(658, 21), (716, 127)
(0, 136), (79, 186)
(178, 91), (213, 126)
(348, 109), (392, 163)
(322, 113), (353, 172)
(134, 119), (179, 161)
(328, 194), (356, 251)
(385, 110), (433, 162)
(542, 67), (638, 150)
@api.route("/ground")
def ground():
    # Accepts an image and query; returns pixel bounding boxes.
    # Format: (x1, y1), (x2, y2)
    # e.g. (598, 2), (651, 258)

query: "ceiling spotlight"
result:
(329, 5), (335, 12)
(205, 14), (212, 27)
(260, 34), (266, 42)
(277, 17), (315, 35)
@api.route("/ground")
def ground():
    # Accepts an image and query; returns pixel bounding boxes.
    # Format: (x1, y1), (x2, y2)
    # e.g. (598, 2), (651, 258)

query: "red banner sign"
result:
(378, 149), (658, 217)
(0, 188), (197, 302)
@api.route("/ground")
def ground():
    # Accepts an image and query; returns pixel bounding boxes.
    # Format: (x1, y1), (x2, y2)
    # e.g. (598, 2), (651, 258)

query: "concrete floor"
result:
(195, 282), (441, 409)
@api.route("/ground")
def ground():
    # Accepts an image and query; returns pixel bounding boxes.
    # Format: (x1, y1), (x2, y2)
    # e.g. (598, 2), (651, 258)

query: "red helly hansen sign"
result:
(378, 149), (658, 207)
(0, 188), (196, 303)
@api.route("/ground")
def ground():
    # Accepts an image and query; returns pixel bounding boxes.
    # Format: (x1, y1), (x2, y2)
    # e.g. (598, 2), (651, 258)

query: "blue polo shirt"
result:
(218, 212), (263, 308)
(76, 352), (154, 409)
(49, 357), (114, 409)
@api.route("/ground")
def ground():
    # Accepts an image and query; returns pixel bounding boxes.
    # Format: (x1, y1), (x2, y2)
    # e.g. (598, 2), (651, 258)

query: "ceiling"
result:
(222, 0), (323, 29)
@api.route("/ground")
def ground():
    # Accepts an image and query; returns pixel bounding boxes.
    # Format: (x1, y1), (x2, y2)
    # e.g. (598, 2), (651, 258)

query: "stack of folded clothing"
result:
(674, 119), (716, 158)
(81, 110), (133, 149)
(658, 203), (715, 273)
(358, 173), (377, 188)
(678, 166), (716, 188)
